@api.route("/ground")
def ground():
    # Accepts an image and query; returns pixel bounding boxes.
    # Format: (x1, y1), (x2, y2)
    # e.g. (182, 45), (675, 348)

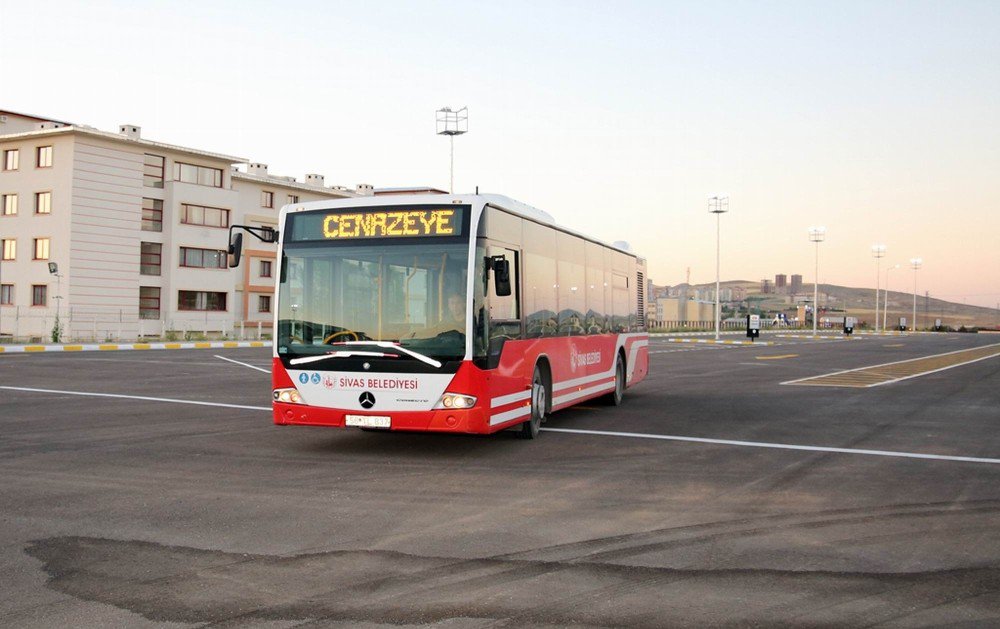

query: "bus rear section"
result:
(264, 194), (648, 437)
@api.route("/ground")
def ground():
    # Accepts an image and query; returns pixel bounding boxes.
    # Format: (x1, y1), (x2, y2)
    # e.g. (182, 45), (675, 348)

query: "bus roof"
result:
(285, 193), (643, 260)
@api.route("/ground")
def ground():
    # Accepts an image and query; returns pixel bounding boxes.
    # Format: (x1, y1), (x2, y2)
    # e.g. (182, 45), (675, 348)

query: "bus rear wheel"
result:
(602, 355), (625, 406)
(519, 365), (547, 439)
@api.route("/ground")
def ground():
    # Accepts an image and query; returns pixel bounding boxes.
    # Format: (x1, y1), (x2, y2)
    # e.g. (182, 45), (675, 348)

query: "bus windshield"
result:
(277, 241), (469, 363)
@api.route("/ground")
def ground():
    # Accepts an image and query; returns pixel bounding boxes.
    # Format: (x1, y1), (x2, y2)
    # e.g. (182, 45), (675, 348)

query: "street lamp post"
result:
(808, 227), (826, 337)
(435, 106), (468, 194)
(708, 195), (729, 341)
(910, 258), (922, 331)
(871, 244), (886, 332)
(884, 264), (900, 332)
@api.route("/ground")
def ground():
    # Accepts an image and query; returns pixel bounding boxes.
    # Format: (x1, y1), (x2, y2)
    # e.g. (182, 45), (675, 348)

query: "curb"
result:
(662, 338), (772, 346)
(0, 341), (272, 354)
(775, 334), (859, 340)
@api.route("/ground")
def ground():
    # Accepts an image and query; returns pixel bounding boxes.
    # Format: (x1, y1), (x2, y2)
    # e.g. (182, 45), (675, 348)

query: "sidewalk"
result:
(0, 340), (272, 354)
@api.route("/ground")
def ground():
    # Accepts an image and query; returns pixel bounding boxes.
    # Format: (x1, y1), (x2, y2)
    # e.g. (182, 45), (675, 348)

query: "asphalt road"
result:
(1, 332), (999, 627)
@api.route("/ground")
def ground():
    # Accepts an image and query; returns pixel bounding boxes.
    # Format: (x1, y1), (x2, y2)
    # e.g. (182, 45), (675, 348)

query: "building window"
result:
(173, 162), (222, 187)
(180, 246), (227, 269)
(259, 295), (272, 313)
(35, 192), (51, 214)
(33, 238), (50, 260)
(178, 290), (227, 311)
(2, 149), (18, 171)
(141, 198), (163, 232)
(139, 286), (161, 319)
(140, 241), (162, 276)
(1, 284), (12, 305)
(36, 146), (53, 168)
(32, 284), (47, 307)
(2, 194), (17, 216)
(287, 194), (299, 204)
(261, 191), (274, 208)
(260, 260), (272, 278)
(2, 238), (15, 260)
(180, 204), (229, 228)
(143, 153), (165, 188)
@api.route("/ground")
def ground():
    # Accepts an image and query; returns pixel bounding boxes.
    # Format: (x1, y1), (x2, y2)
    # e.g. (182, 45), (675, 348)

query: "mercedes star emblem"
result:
(359, 391), (376, 409)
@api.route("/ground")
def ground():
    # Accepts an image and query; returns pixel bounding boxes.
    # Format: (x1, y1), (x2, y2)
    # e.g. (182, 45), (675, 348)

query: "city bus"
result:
(229, 194), (648, 438)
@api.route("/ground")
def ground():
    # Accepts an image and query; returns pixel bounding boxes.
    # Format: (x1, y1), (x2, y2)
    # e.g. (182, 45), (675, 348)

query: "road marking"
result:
(0, 341), (272, 355)
(756, 354), (798, 360)
(0, 386), (271, 411)
(541, 427), (1000, 465)
(5, 385), (998, 466)
(214, 354), (270, 373)
(781, 342), (1000, 388)
(884, 343), (905, 348)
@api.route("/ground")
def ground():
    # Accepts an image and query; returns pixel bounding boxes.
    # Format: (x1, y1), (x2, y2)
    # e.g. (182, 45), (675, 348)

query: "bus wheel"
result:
(519, 365), (547, 439)
(603, 355), (625, 406)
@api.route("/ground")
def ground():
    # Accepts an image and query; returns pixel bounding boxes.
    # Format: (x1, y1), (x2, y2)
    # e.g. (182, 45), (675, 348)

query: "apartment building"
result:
(0, 110), (369, 340)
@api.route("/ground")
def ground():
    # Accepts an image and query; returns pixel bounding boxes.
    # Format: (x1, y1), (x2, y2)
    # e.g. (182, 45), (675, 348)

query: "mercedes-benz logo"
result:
(358, 391), (376, 409)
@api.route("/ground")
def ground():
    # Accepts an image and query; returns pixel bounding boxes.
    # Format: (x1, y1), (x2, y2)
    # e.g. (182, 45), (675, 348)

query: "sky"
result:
(1, 0), (998, 307)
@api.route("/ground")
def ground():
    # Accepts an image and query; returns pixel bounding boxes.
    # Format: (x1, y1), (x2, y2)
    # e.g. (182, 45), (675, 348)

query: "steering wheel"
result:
(323, 330), (360, 344)
(434, 329), (465, 340)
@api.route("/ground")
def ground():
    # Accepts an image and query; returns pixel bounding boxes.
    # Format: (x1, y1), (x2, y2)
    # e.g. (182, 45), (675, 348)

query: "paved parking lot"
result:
(2, 333), (999, 627)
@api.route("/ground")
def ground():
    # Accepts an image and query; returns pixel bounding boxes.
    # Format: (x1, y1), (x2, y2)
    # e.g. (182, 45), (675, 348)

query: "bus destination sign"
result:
(321, 208), (462, 240)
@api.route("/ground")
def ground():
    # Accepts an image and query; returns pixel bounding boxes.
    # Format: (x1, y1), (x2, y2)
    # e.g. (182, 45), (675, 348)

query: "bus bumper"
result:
(272, 402), (492, 434)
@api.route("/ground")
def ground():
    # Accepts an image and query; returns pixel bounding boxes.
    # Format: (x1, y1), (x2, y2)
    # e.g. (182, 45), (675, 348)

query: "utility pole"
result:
(708, 195), (729, 340)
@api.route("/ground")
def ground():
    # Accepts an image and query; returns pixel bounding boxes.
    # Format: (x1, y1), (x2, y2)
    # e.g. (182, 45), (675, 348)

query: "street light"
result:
(884, 263), (900, 332)
(48, 262), (63, 342)
(808, 227), (826, 337)
(910, 257), (922, 331)
(708, 195), (729, 340)
(435, 106), (468, 194)
(871, 244), (886, 332)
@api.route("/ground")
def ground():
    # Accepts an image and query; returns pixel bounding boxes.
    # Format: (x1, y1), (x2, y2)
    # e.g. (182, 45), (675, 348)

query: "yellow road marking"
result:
(24, 346), (46, 352)
(783, 343), (1000, 388)
(756, 354), (798, 360)
(884, 343), (905, 348)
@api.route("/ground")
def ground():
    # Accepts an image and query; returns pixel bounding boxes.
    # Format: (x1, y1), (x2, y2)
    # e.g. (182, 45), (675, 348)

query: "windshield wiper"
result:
(289, 341), (443, 369)
(289, 350), (398, 366)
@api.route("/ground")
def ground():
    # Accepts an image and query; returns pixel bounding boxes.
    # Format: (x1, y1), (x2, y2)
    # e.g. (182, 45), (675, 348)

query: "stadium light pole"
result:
(871, 244), (886, 332)
(884, 264), (900, 332)
(435, 106), (468, 194)
(910, 258), (922, 331)
(709, 195), (729, 340)
(808, 227), (826, 337)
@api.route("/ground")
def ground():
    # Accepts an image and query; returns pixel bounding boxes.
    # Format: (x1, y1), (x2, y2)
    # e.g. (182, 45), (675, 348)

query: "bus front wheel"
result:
(602, 354), (626, 406)
(519, 365), (547, 439)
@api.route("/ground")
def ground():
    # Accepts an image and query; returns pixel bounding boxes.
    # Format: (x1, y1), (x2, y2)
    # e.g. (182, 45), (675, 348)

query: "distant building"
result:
(790, 274), (803, 294)
(775, 274), (787, 292)
(761, 279), (773, 294)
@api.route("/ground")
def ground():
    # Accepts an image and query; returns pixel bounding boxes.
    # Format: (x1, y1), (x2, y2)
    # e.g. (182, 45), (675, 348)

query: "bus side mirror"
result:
(493, 258), (512, 297)
(228, 232), (243, 268)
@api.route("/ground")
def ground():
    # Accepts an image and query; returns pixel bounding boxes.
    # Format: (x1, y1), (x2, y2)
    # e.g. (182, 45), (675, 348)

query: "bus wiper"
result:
(289, 351), (398, 366)
(331, 341), (443, 368)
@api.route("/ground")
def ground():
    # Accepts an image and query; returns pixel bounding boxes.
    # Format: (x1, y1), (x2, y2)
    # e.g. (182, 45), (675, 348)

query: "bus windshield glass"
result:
(277, 241), (469, 363)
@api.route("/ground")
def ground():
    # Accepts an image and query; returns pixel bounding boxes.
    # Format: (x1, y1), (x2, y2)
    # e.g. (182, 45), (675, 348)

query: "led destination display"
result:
(288, 207), (466, 242)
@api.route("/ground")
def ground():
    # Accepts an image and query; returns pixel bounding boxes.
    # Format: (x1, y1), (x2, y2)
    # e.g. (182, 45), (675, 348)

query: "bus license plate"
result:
(346, 415), (391, 429)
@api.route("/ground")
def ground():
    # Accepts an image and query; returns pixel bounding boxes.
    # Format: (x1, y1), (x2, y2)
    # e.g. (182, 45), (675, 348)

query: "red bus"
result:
(236, 194), (648, 438)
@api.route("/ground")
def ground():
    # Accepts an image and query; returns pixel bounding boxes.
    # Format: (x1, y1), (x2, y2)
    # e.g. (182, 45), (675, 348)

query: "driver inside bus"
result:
(426, 292), (466, 336)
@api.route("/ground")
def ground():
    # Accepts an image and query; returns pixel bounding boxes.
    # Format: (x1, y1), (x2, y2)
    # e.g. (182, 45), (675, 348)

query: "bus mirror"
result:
(494, 258), (512, 296)
(228, 232), (243, 268)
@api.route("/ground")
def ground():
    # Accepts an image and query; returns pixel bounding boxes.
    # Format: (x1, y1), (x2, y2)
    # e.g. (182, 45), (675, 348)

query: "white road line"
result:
(0, 386), (271, 411)
(779, 341), (1000, 386)
(540, 427), (1000, 465)
(214, 354), (270, 374)
(6, 386), (997, 466)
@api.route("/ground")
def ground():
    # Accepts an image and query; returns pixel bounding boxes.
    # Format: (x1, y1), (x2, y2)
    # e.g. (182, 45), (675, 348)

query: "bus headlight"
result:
(273, 388), (303, 404)
(434, 393), (477, 409)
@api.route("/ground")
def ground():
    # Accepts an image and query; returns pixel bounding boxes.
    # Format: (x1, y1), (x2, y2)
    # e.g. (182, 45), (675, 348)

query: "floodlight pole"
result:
(871, 244), (886, 333)
(910, 258), (922, 331)
(436, 106), (468, 194)
(709, 196), (728, 341)
(809, 227), (826, 337)
(884, 264), (900, 331)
